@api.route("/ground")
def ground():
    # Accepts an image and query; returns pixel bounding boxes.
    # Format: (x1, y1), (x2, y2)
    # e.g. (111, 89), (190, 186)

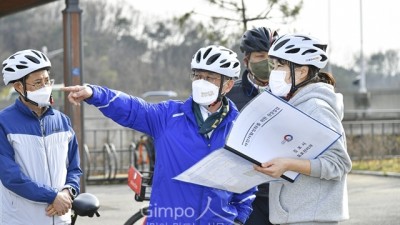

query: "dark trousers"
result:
(244, 196), (273, 225)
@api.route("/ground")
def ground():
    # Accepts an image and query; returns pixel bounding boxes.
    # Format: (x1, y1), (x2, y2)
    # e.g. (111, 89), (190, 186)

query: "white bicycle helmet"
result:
(191, 45), (240, 78)
(2, 49), (51, 85)
(269, 34), (328, 69)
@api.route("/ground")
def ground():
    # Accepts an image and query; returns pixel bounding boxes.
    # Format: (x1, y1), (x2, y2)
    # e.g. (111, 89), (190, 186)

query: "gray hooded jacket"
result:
(269, 83), (352, 224)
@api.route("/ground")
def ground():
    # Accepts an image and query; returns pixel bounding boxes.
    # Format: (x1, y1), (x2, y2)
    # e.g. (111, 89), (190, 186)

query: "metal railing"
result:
(343, 120), (400, 160)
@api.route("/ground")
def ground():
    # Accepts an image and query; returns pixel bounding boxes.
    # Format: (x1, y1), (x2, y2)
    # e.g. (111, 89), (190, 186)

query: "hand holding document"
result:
(174, 91), (341, 193)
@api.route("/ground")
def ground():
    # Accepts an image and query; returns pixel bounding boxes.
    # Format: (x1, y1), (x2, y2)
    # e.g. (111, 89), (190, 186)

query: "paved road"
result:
(76, 173), (400, 225)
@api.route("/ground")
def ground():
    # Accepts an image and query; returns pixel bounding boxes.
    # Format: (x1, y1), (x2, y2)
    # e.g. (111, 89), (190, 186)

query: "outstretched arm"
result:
(61, 85), (93, 106)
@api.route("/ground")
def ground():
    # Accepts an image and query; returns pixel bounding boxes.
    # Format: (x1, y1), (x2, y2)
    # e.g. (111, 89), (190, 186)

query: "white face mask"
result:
(26, 86), (53, 107)
(192, 79), (219, 106)
(269, 70), (292, 97)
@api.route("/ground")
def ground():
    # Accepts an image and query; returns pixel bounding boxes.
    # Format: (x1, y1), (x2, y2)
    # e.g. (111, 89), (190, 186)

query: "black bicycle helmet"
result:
(239, 27), (278, 54)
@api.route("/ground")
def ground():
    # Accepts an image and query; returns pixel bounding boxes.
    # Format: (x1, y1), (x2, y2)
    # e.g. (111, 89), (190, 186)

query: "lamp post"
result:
(354, 0), (370, 114)
(359, 0), (367, 93)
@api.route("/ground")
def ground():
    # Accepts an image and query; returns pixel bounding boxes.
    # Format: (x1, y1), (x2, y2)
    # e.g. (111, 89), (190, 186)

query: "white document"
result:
(174, 91), (341, 193)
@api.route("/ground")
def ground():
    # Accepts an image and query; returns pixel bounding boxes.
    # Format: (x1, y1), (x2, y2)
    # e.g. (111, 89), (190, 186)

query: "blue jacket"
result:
(0, 98), (82, 225)
(86, 85), (256, 224)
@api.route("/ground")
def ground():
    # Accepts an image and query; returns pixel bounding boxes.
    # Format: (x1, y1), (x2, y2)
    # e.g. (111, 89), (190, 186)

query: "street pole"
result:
(62, 0), (86, 192)
(359, 0), (366, 93)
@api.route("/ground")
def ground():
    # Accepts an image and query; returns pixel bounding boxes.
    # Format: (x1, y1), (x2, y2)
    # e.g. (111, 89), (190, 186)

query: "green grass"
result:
(352, 157), (400, 173)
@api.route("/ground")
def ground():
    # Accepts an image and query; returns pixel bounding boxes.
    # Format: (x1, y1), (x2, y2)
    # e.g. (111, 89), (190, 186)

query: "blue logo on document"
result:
(281, 134), (293, 144)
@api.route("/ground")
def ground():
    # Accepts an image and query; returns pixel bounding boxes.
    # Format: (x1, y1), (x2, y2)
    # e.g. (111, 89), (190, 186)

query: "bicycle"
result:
(71, 192), (101, 225)
(124, 135), (155, 225)
(132, 135), (155, 172)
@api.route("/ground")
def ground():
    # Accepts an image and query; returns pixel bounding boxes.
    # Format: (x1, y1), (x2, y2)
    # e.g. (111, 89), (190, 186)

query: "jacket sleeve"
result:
(230, 186), (257, 223)
(64, 120), (82, 195)
(84, 85), (166, 137)
(308, 103), (352, 180)
(0, 125), (58, 204)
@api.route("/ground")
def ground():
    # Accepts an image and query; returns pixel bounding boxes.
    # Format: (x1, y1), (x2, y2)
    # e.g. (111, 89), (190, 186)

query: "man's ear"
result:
(13, 81), (23, 94)
(243, 54), (249, 68)
(224, 79), (235, 93)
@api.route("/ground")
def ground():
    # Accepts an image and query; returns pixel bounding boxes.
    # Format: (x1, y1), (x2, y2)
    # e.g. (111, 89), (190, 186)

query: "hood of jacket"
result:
(289, 83), (344, 121)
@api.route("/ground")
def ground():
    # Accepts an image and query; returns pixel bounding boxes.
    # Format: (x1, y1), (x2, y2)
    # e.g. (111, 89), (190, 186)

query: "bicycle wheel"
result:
(124, 207), (148, 225)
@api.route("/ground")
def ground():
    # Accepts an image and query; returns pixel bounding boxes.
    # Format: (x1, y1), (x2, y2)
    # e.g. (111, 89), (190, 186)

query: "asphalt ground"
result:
(76, 173), (400, 225)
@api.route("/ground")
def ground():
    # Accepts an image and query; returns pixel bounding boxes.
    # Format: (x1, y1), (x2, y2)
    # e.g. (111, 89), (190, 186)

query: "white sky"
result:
(129, 0), (398, 68)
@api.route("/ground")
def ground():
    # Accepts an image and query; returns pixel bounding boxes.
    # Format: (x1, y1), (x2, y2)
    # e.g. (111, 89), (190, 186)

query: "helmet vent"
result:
(203, 47), (212, 59)
(286, 48), (300, 54)
(221, 62), (230, 68)
(41, 53), (49, 62)
(31, 50), (42, 58)
(4, 68), (15, 72)
(297, 35), (311, 41)
(314, 44), (327, 51)
(251, 31), (262, 38)
(16, 65), (28, 69)
(302, 49), (317, 55)
(195, 52), (201, 63)
(273, 39), (290, 51)
(206, 53), (221, 65)
(25, 55), (40, 64)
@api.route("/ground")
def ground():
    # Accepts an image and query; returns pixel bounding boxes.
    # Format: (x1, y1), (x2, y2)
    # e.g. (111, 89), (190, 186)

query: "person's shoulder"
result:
(0, 103), (17, 117)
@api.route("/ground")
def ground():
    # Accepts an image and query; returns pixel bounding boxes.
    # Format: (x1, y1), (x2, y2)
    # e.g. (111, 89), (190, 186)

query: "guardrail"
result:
(343, 120), (400, 160)
(83, 119), (400, 183)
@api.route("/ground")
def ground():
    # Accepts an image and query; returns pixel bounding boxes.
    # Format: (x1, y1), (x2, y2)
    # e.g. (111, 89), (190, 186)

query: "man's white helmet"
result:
(269, 34), (328, 69)
(2, 49), (51, 85)
(191, 45), (240, 78)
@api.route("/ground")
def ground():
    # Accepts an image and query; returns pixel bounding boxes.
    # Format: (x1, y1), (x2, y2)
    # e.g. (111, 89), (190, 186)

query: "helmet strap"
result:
(20, 77), (37, 106)
(208, 76), (225, 107)
(286, 63), (318, 100)
(286, 63), (297, 100)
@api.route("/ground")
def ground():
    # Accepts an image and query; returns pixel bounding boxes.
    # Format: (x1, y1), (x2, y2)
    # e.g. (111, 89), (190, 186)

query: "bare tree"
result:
(176, 0), (303, 45)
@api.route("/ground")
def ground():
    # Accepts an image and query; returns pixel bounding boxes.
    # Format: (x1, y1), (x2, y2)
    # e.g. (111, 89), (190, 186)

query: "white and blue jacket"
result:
(0, 98), (82, 225)
(86, 85), (256, 224)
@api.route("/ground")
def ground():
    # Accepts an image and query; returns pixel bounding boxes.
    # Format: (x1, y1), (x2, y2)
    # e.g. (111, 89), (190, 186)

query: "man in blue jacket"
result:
(62, 45), (256, 224)
(0, 49), (82, 225)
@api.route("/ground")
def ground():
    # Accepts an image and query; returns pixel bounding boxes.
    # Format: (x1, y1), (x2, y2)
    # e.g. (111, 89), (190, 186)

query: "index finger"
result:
(60, 86), (82, 92)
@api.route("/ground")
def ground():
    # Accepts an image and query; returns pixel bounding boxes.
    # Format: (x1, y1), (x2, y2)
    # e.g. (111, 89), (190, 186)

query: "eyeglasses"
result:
(25, 79), (55, 89)
(190, 73), (222, 84)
